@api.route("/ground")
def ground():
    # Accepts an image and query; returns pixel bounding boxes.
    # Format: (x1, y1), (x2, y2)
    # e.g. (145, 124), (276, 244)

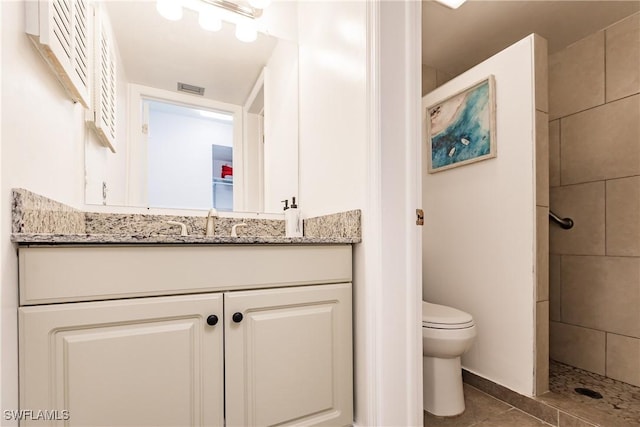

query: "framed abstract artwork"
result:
(426, 75), (496, 173)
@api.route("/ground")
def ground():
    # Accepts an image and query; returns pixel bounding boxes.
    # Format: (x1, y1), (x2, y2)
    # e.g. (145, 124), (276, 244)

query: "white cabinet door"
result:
(19, 294), (224, 427)
(224, 283), (353, 427)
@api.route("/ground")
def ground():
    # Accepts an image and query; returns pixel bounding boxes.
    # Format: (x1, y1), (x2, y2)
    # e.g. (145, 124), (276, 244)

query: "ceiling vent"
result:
(177, 82), (205, 96)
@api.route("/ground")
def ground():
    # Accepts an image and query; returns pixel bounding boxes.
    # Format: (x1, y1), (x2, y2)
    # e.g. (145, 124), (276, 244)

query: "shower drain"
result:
(574, 387), (603, 399)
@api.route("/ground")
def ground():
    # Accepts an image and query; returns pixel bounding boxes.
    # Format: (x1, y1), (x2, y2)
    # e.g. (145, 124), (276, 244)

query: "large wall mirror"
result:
(85, 0), (299, 214)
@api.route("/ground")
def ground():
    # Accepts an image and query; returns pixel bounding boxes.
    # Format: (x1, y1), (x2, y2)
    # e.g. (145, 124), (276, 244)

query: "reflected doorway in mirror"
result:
(125, 85), (244, 210)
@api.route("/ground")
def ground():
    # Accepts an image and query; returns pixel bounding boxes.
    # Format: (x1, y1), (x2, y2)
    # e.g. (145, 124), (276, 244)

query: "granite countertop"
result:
(11, 189), (362, 246)
(11, 233), (360, 245)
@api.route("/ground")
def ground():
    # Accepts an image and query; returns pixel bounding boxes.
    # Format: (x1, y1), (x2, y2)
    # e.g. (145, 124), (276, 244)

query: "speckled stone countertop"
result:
(11, 189), (361, 245)
(11, 233), (359, 245)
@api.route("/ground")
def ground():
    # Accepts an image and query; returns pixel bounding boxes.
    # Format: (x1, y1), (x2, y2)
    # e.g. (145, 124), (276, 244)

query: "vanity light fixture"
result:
(198, 8), (222, 31)
(433, 0), (468, 9)
(156, 0), (263, 42)
(235, 21), (258, 42)
(200, 0), (264, 19)
(247, 0), (271, 10)
(157, 0), (183, 20)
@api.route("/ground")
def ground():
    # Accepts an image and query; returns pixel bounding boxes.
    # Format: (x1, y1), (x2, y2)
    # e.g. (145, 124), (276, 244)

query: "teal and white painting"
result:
(427, 76), (496, 173)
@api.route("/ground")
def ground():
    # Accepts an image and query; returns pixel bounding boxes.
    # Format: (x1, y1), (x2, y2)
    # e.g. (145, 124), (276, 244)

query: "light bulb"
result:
(156, 0), (183, 21)
(248, 0), (271, 9)
(198, 9), (221, 31)
(433, 0), (467, 9)
(235, 22), (257, 43)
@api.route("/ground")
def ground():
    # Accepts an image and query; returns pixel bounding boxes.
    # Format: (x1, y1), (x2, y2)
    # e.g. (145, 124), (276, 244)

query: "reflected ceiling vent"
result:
(177, 82), (205, 96)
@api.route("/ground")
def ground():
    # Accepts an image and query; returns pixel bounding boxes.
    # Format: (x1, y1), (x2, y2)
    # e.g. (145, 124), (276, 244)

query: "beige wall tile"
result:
(550, 321), (605, 375)
(550, 255), (561, 322)
(561, 256), (640, 337)
(422, 65), (438, 96)
(606, 13), (640, 102)
(550, 182), (605, 256)
(536, 112), (549, 207)
(537, 206), (549, 301)
(549, 31), (605, 120)
(534, 34), (549, 113)
(549, 120), (560, 187)
(606, 333), (640, 387)
(561, 95), (640, 184)
(536, 301), (549, 395)
(606, 176), (640, 256)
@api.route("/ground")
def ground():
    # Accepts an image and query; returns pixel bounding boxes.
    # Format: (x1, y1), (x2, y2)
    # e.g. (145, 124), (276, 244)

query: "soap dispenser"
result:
(285, 196), (303, 238)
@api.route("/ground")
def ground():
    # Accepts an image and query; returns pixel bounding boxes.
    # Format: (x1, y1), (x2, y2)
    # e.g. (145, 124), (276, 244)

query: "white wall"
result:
(376, 2), (423, 424)
(297, 2), (367, 217)
(1, 0), (93, 417)
(147, 109), (233, 210)
(298, 1), (423, 425)
(84, 34), (129, 207)
(297, 0), (370, 422)
(259, 0), (298, 42)
(422, 35), (538, 396)
(243, 112), (262, 212)
(263, 39), (299, 213)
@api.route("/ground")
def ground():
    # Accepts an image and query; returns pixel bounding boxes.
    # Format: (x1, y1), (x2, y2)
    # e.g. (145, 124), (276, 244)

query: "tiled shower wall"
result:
(548, 13), (640, 387)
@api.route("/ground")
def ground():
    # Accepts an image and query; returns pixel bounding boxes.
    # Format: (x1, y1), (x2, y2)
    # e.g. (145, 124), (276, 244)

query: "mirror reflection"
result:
(145, 100), (235, 211)
(85, 0), (299, 214)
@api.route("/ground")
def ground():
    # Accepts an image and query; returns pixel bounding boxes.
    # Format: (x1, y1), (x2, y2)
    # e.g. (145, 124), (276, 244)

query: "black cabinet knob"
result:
(206, 315), (219, 326)
(232, 312), (244, 323)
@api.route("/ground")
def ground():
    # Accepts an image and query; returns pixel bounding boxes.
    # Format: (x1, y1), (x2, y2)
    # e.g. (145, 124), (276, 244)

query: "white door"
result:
(19, 294), (224, 427)
(224, 283), (353, 427)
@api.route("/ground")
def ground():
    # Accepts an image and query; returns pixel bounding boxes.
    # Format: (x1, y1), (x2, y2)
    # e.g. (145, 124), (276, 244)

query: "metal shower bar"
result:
(549, 210), (574, 230)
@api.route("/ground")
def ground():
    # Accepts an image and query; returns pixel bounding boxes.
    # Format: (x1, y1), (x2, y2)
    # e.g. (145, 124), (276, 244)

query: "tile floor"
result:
(538, 361), (640, 426)
(424, 362), (640, 427)
(423, 384), (553, 427)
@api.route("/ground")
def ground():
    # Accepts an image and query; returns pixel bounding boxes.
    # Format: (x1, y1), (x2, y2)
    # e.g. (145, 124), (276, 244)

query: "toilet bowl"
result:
(422, 301), (476, 417)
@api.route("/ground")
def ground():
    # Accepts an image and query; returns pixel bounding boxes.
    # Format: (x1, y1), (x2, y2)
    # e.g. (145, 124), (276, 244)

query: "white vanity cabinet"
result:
(20, 293), (225, 427)
(18, 245), (353, 427)
(224, 284), (352, 427)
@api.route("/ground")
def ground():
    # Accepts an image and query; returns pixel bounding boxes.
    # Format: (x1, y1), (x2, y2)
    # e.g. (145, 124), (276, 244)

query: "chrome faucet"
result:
(167, 221), (188, 236)
(231, 223), (248, 237)
(205, 209), (218, 236)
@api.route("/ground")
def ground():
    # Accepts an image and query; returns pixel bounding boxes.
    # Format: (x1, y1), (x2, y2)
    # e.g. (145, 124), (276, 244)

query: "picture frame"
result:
(426, 75), (496, 173)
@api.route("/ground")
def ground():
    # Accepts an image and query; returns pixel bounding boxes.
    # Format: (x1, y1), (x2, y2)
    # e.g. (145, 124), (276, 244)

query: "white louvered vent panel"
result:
(89, 8), (117, 152)
(72, 0), (89, 88)
(99, 31), (117, 141)
(25, 0), (90, 107)
(51, 0), (71, 59)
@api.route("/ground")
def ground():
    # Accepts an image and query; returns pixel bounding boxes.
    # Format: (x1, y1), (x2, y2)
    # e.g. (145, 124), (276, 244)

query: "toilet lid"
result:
(422, 302), (474, 329)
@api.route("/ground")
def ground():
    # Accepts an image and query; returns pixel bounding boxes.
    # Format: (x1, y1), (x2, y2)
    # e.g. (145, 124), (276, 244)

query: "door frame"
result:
(359, 1), (423, 425)
(125, 84), (243, 210)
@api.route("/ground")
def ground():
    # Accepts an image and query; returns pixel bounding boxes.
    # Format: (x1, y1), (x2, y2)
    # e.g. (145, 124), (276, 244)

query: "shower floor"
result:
(537, 360), (640, 426)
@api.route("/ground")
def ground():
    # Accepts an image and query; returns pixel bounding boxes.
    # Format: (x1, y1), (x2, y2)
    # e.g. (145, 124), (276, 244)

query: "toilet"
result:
(422, 301), (477, 417)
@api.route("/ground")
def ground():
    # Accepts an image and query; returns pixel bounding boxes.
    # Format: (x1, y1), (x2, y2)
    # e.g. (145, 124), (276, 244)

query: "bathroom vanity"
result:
(17, 243), (354, 427)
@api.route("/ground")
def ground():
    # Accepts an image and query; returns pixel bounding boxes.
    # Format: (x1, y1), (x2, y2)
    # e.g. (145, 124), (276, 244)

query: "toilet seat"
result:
(423, 301), (474, 329)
